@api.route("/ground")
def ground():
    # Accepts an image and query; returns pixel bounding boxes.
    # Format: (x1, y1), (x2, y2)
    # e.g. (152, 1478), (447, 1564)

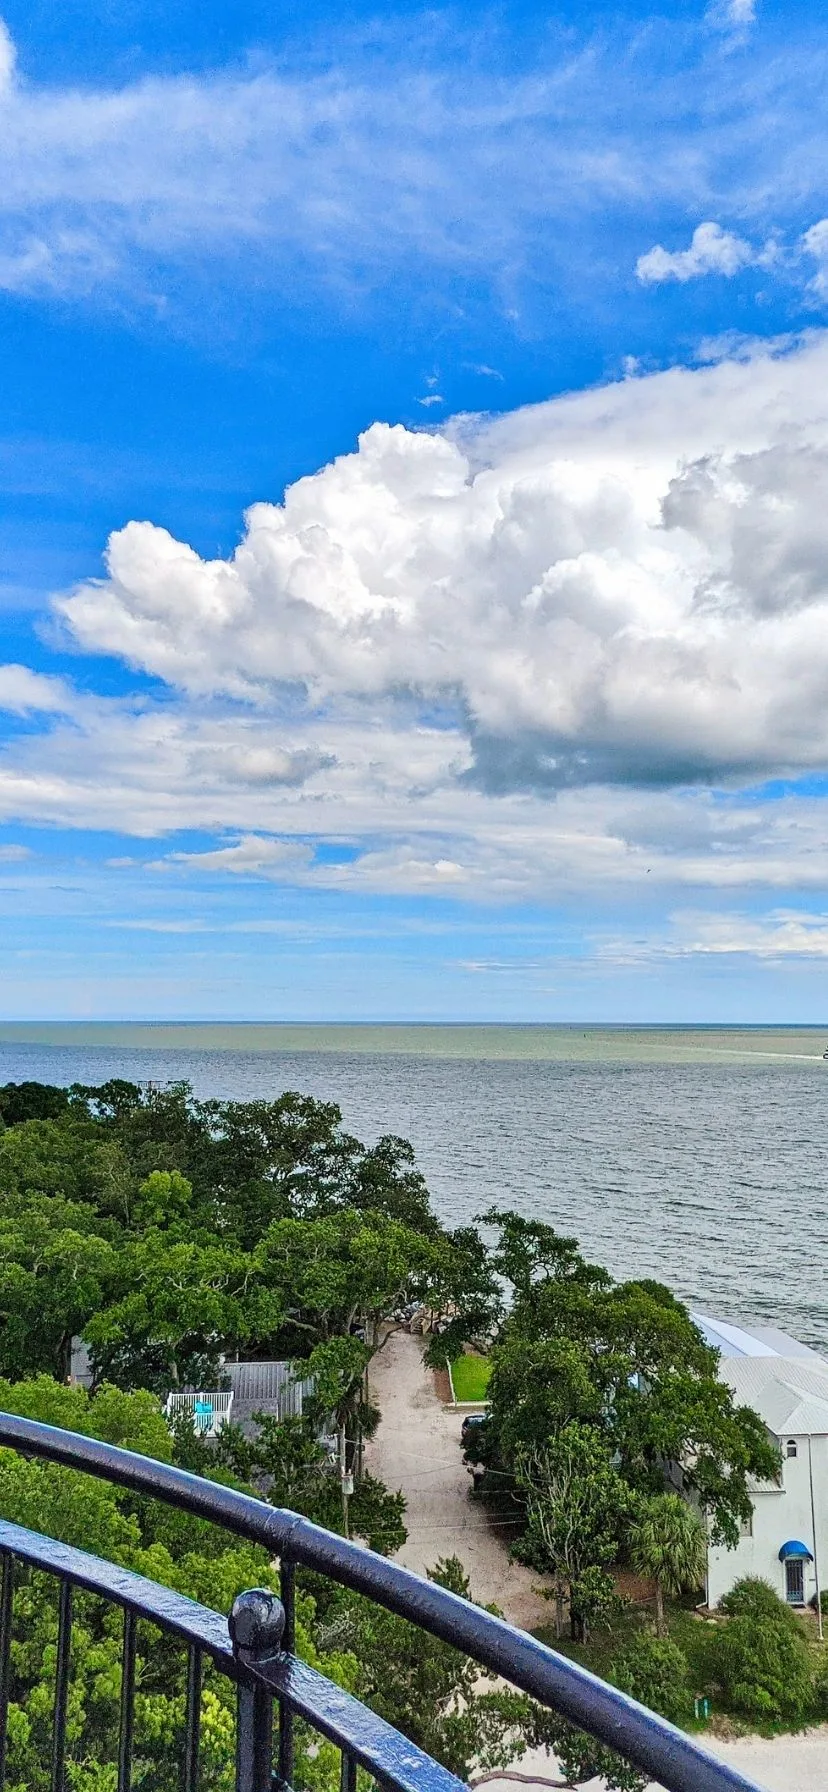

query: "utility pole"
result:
(808, 1434), (824, 1643)
(338, 1422), (352, 1538)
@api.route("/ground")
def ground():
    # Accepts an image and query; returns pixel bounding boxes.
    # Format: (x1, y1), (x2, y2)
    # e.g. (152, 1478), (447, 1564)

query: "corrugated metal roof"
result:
(719, 1355), (828, 1437)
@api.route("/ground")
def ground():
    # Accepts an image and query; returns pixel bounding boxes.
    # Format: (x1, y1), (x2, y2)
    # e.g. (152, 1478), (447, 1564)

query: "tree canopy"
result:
(0, 1078), (794, 1783)
(478, 1210), (780, 1550)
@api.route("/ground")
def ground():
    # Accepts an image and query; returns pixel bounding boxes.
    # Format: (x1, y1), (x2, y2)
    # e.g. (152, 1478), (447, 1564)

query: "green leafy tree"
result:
(514, 1427), (633, 1638)
(628, 1494), (708, 1636)
(83, 1233), (282, 1392)
(322, 1557), (543, 1782)
(0, 1378), (357, 1792)
(255, 1209), (440, 1350)
(482, 1214), (779, 1548)
(0, 1197), (119, 1379)
(568, 1566), (625, 1642)
(0, 1083), (71, 1125)
(211, 1410), (407, 1555)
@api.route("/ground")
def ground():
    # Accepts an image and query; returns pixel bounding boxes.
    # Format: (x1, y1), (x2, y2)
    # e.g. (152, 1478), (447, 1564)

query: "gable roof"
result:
(691, 1312), (828, 1437)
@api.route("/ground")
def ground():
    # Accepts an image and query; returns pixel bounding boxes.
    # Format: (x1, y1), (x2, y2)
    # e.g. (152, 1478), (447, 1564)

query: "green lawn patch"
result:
(450, 1354), (491, 1402)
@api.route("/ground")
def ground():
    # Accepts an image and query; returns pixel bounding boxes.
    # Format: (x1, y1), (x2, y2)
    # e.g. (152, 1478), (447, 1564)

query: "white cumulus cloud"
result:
(56, 331), (828, 792)
(636, 221), (755, 285)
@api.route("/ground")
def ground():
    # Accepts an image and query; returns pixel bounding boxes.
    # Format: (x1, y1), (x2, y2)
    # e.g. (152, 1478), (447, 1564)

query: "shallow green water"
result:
(0, 1022), (826, 1063)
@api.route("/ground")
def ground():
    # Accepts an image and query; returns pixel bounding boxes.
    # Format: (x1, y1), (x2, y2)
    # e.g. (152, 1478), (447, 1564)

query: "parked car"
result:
(460, 1412), (488, 1450)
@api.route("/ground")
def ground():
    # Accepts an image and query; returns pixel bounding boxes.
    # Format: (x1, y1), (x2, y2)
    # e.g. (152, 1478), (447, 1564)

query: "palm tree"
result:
(629, 1493), (707, 1636)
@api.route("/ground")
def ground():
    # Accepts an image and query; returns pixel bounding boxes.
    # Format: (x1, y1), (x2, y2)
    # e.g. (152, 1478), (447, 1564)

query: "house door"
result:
(785, 1559), (805, 1604)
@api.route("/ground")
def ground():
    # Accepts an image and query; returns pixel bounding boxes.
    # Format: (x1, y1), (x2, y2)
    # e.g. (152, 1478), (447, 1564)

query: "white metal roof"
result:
(691, 1313), (828, 1438)
(691, 1311), (823, 1361)
(718, 1357), (828, 1437)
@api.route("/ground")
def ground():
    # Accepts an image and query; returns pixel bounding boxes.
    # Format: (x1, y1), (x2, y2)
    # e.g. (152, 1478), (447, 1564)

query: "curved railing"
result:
(0, 1412), (761, 1792)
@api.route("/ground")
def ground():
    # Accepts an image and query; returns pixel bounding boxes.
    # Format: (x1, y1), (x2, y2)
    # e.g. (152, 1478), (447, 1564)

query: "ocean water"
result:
(0, 1023), (826, 1351)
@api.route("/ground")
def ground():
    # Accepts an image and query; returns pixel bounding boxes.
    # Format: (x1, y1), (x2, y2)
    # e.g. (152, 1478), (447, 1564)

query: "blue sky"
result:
(3, 0), (828, 1019)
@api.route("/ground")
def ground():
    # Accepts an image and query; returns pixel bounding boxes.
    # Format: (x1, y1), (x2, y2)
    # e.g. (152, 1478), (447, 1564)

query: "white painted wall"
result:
(707, 1431), (828, 1607)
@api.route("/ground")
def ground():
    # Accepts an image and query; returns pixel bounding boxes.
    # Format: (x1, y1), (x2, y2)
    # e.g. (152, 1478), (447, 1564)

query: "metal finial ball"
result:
(229, 1588), (286, 1660)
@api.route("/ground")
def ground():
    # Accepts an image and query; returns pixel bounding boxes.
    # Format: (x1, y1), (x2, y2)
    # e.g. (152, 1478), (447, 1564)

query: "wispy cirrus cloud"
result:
(705, 0), (757, 34)
(152, 836), (314, 879)
(0, 9), (822, 328)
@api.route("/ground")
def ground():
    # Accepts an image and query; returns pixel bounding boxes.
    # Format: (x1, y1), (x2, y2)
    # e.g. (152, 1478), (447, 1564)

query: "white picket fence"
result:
(164, 1391), (234, 1436)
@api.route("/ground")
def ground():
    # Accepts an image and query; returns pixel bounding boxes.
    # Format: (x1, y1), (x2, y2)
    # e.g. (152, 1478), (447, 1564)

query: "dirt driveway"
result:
(364, 1328), (549, 1631)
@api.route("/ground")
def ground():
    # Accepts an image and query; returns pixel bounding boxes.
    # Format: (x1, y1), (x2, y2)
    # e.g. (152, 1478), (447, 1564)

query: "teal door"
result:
(785, 1559), (805, 1604)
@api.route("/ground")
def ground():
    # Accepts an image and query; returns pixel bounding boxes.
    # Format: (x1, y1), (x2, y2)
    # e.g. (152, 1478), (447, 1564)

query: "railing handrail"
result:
(0, 1411), (762, 1792)
(0, 1515), (462, 1792)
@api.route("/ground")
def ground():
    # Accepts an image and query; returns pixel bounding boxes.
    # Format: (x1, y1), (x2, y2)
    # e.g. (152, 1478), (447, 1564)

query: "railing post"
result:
(278, 1557), (295, 1791)
(229, 1588), (286, 1792)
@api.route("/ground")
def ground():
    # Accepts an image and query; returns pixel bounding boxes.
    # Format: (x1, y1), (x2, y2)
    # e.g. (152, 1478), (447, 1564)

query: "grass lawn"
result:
(450, 1354), (491, 1402)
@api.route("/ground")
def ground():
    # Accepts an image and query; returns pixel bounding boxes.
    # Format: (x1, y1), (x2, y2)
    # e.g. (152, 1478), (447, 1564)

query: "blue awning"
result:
(778, 1539), (814, 1562)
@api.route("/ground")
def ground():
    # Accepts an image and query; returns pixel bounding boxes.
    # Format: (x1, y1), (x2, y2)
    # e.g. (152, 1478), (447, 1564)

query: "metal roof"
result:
(690, 1312), (828, 1437)
(691, 1311), (823, 1361)
(718, 1355), (828, 1437)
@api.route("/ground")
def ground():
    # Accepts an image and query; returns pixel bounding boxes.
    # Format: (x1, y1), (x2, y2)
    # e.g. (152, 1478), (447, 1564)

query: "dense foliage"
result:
(467, 1210), (780, 1612)
(712, 1578), (815, 1724)
(612, 1633), (693, 1728)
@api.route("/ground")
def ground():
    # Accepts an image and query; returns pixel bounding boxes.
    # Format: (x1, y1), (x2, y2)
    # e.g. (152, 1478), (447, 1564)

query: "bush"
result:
(612, 1633), (692, 1726)
(712, 1606), (814, 1725)
(720, 1577), (797, 1625)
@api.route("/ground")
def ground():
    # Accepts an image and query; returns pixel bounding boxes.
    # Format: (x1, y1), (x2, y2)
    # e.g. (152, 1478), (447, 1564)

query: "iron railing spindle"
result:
(51, 1578), (73, 1792)
(117, 1606), (137, 1792)
(184, 1643), (202, 1792)
(278, 1556), (295, 1790)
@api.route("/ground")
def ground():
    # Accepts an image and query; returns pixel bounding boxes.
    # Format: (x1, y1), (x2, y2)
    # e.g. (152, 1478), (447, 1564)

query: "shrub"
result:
(720, 1577), (797, 1625)
(569, 1567), (626, 1640)
(611, 1633), (692, 1727)
(712, 1604), (814, 1725)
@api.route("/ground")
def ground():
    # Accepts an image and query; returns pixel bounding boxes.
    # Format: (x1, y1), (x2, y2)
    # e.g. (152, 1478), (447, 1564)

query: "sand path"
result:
(481, 1731), (828, 1792)
(364, 1327), (548, 1628)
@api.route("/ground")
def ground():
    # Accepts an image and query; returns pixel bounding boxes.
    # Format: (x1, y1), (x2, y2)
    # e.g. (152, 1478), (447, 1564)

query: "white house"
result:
(692, 1312), (828, 1610)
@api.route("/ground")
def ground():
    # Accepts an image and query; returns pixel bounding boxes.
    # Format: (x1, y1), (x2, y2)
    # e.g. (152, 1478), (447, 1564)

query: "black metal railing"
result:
(0, 1412), (761, 1792)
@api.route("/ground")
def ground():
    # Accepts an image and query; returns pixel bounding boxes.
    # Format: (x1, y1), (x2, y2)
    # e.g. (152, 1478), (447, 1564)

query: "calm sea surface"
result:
(0, 1024), (826, 1350)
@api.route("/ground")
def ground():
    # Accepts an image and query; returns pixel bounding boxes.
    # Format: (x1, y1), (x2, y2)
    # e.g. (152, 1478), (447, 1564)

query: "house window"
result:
(739, 1512), (753, 1538)
(786, 1440), (798, 1459)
